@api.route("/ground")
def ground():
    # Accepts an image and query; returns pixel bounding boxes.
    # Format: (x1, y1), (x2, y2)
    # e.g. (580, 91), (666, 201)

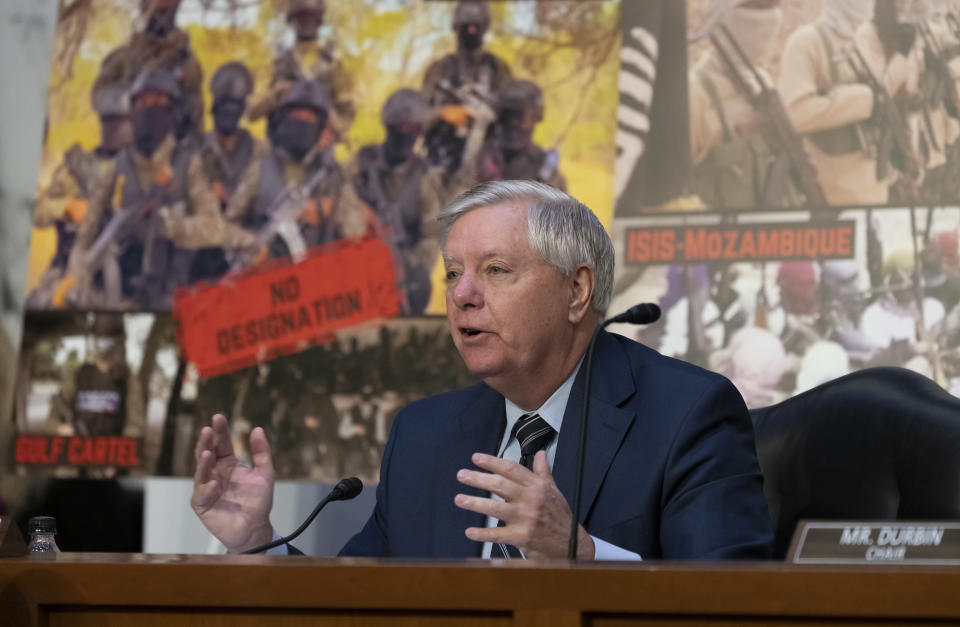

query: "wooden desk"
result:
(2, 554), (959, 626)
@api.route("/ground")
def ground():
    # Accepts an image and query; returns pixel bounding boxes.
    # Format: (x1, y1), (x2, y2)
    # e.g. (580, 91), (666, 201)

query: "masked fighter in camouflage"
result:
(422, 1), (513, 173)
(476, 79), (566, 190)
(94, 0), (204, 141)
(65, 69), (227, 309)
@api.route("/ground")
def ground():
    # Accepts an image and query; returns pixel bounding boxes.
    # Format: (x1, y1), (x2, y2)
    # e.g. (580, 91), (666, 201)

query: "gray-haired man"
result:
(192, 180), (773, 560)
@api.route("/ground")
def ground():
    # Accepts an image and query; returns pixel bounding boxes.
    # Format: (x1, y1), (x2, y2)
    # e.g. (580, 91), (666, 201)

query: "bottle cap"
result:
(28, 516), (57, 535)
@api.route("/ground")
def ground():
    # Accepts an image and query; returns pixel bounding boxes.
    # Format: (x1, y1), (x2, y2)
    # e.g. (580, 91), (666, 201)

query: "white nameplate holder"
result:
(790, 521), (960, 565)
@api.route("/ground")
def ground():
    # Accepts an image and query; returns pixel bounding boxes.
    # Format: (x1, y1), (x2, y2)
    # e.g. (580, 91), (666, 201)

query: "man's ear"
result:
(568, 264), (595, 324)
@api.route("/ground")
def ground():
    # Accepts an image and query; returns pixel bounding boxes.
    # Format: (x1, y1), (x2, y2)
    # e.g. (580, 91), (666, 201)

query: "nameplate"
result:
(790, 521), (960, 565)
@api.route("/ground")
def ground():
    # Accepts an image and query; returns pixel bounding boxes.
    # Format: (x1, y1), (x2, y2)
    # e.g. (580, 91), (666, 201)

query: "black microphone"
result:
(243, 477), (363, 554)
(604, 303), (661, 326)
(568, 304), (661, 560)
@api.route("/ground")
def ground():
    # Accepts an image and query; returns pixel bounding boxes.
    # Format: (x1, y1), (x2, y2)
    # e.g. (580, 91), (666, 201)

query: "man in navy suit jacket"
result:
(191, 180), (773, 559)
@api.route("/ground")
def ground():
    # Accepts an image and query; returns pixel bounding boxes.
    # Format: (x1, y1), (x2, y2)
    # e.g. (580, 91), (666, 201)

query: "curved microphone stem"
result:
(243, 493), (334, 555)
(567, 304), (659, 560)
(568, 319), (613, 560)
(242, 477), (362, 555)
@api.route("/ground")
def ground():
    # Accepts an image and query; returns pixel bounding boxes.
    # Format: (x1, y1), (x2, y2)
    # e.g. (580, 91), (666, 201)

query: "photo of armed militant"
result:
(60, 68), (226, 311)
(688, 0), (827, 212)
(28, 82), (132, 308)
(247, 0), (354, 140)
(349, 89), (446, 315)
(93, 0), (205, 142)
(191, 61), (267, 284)
(223, 79), (366, 270)
(476, 79), (566, 190)
(421, 1), (513, 176)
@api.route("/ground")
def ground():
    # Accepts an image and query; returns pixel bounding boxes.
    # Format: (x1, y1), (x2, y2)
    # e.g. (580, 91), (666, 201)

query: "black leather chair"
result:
(750, 367), (960, 558)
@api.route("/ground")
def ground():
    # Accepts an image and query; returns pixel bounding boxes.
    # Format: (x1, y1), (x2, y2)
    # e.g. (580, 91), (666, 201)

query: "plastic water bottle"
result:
(27, 516), (60, 556)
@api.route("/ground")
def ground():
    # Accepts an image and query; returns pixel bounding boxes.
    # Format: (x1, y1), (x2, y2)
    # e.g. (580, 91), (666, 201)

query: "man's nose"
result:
(452, 270), (482, 310)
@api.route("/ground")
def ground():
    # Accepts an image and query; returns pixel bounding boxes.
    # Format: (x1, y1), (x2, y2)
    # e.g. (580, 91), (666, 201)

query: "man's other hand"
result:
(454, 451), (594, 560)
(191, 414), (275, 553)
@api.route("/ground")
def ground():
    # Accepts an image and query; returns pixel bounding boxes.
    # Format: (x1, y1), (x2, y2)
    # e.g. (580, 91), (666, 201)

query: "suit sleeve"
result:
(337, 406), (405, 557)
(659, 376), (773, 559)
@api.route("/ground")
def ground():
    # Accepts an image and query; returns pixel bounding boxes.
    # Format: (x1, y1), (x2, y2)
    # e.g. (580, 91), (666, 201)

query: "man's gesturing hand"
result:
(191, 414), (275, 553)
(454, 451), (595, 560)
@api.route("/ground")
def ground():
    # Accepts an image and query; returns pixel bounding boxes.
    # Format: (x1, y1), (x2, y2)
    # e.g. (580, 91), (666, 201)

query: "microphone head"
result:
(332, 476), (363, 501)
(607, 303), (661, 326)
(626, 303), (661, 324)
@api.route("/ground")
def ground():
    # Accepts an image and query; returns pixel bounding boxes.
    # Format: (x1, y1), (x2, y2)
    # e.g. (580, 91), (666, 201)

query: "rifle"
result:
(227, 163), (329, 271)
(847, 45), (922, 182)
(80, 183), (183, 307)
(919, 19), (960, 120)
(710, 24), (830, 211)
(203, 134), (235, 186)
(358, 153), (428, 313)
(947, 13), (960, 40)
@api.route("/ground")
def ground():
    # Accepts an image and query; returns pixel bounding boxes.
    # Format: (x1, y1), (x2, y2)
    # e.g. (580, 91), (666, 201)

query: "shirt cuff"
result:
(591, 535), (642, 561)
(264, 528), (287, 556)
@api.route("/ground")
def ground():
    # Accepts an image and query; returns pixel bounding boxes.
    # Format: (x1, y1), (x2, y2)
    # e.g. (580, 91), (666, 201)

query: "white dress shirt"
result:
(480, 360), (642, 560)
(271, 359), (642, 559)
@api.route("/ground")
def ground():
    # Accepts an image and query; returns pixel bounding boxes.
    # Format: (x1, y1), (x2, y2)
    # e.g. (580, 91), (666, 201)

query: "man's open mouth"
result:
(460, 328), (483, 337)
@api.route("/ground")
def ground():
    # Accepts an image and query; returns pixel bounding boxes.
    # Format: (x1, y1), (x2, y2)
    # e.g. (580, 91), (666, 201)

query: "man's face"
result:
(497, 107), (537, 152)
(443, 203), (574, 391)
(291, 10), (324, 41)
(457, 21), (487, 51)
(131, 92), (176, 156)
(213, 98), (245, 136)
(143, 0), (180, 36)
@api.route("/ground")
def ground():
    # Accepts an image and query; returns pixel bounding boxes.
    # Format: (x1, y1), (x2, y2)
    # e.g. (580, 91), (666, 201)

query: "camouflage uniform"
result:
(349, 89), (446, 314)
(94, 8), (203, 140)
(193, 62), (267, 282)
(422, 1), (513, 171)
(67, 71), (227, 309)
(226, 80), (366, 266)
(476, 80), (566, 189)
(247, 0), (354, 133)
(29, 84), (130, 308)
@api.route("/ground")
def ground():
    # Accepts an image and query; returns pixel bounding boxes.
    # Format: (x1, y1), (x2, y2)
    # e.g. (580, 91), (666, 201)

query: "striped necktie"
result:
(491, 413), (556, 559)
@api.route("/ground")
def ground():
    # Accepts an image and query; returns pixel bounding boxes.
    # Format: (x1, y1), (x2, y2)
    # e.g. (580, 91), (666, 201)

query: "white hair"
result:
(437, 180), (614, 314)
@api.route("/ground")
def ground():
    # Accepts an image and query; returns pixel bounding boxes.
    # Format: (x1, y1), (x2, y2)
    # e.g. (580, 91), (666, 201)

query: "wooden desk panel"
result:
(1, 554), (959, 626)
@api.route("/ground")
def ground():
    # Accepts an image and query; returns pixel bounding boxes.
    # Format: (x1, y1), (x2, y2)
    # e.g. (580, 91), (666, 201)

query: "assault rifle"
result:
(847, 45), (922, 182)
(919, 20), (960, 119)
(357, 155), (429, 313)
(947, 13), (960, 40)
(228, 165), (328, 271)
(434, 65), (497, 110)
(710, 24), (829, 210)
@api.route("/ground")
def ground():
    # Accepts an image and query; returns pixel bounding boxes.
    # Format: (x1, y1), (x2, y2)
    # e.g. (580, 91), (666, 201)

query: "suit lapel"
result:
(553, 332), (637, 523)
(432, 385), (506, 557)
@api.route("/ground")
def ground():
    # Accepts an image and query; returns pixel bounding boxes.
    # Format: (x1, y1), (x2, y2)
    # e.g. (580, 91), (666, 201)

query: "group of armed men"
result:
(690, 0), (960, 212)
(30, 0), (564, 313)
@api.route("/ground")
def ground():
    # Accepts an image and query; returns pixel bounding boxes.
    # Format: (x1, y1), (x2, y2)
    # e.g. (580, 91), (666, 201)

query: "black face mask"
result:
(132, 107), (175, 156)
(213, 99), (245, 136)
(146, 10), (176, 37)
(457, 24), (485, 51)
(384, 126), (419, 166)
(497, 109), (534, 153)
(273, 117), (323, 161)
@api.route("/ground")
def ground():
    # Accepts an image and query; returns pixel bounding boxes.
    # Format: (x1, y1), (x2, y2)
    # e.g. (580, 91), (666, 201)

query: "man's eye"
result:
(445, 270), (460, 281)
(489, 266), (505, 275)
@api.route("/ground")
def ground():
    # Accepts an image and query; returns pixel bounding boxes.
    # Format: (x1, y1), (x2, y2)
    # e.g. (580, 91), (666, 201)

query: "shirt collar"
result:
(503, 357), (584, 438)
